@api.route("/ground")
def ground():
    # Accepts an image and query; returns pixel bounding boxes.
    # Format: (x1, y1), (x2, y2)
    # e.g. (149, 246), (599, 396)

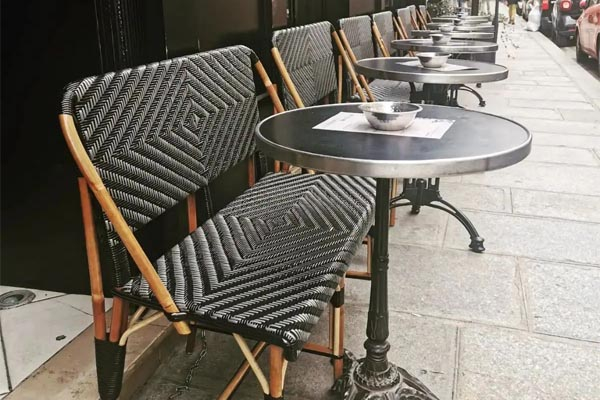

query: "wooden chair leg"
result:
(390, 178), (397, 227)
(94, 296), (129, 400)
(330, 282), (345, 380)
(268, 346), (288, 400)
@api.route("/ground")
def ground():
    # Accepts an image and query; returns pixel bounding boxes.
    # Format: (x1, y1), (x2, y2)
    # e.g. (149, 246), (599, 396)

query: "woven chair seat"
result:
(121, 172), (375, 360)
(352, 79), (416, 102)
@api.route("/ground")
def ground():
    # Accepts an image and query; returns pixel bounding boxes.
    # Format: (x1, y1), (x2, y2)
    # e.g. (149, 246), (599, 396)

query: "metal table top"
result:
(411, 30), (494, 40)
(436, 14), (490, 20)
(255, 104), (531, 178)
(392, 39), (498, 54)
(426, 23), (494, 32)
(432, 16), (491, 24)
(354, 57), (507, 85)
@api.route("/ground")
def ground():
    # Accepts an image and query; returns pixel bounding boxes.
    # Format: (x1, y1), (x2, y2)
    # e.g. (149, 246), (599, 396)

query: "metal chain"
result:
(168, 329), (208, 399)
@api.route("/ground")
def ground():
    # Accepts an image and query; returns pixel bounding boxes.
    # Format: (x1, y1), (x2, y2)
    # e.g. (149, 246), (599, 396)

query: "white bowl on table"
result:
(431, 33), (451, 45)
(416, 52), (451, 68)
(439, 24), (454, 33)
(359, 102), (423, 131)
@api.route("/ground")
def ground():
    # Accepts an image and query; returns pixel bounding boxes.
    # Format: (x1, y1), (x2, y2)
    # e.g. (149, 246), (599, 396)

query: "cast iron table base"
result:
(407, 88), (486, 253)
(331, 179), (440, 400)
(392, 178), (485, 253)
(410, 83), (485, 107)
(332, 351), (439, 400)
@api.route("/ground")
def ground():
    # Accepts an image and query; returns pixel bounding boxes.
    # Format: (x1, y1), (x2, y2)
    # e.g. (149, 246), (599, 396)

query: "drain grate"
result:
(0, 290), (36, 310)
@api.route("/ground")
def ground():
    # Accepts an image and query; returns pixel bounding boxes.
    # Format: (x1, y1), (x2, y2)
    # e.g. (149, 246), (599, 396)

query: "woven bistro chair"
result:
(270, 20), (375, 270)
(397, 7), (415, 40)
(407, 5), (421, 30)
(269, 21), (377, 378)
(337, 15), (413, 102)
(419, 5), (431, 25)
(60, 45), (375, 400)
(372, 11), (396, 57)
(415, 5), (429, 29)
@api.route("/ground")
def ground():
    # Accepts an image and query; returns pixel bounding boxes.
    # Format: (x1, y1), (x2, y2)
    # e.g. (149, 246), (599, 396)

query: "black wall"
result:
(1, 0), (413, 294)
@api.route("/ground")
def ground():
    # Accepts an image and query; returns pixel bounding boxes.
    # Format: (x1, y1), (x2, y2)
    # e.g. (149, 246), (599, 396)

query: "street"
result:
(562, 44), (600, 81)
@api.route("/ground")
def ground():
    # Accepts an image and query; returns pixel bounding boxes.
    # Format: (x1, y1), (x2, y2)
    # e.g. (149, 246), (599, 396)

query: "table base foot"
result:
(331, 351), (440, 400)
(391, 178), (485, 253)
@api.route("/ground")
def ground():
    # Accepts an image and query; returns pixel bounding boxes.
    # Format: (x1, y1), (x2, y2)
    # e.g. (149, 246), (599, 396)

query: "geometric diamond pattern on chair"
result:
(122, 172), (375, 360)
(61, 46), (260, 287)
(272, 22), (338, 109)
(373, 11), (396, 57)
(340, 15), (412, 103)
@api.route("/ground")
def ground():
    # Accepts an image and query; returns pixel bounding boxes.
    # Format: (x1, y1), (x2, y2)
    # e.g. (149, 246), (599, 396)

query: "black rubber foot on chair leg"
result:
(95, 338), (126, 400)
(264, 394), (284, 400)
(479, 100), (486, 107)
(476, 83), (482, 88)
(469, 237), (485, 253)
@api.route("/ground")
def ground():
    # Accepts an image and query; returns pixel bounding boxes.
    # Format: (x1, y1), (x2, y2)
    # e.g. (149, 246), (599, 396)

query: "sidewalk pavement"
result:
(133, 22), (600, 400)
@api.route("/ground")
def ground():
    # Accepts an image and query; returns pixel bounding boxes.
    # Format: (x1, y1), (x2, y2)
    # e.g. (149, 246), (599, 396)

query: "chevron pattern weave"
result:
(62, 46), (260, 286)
(357, 80), (412, 102)
(62, 46), (376, 360)
(272, 22), (337, 109)
(373, 11), (395, 57)
(123, 172), (375, 360)
(339, 15), (376, 61)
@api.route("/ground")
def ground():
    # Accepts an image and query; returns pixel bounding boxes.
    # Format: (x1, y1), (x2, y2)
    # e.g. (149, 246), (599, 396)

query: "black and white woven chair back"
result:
(419, 5), (428, 21)
(61, 46), (260, 287)
(408, 5), (418, 26)
(338, 15), (376, 61)
(272, 22), (337, 109)
(397, 8), (414, 38)
(372, 11), (395, 57)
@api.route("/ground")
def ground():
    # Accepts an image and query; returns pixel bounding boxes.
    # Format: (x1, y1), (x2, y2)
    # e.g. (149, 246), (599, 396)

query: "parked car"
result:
(576, 0), (600, 73)
(523, 0), (554, 34)
(551, 0), (584, 46)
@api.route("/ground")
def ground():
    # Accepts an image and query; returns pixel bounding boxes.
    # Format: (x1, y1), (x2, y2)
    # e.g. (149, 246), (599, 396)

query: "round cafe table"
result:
(354, 57), (508, 251)
(427, 22), (494, 32)
(392, 38), (498, 54)
(256, 103), (531, 400)
(433, 16), (490, 24)
(354, 57), (506, 91)
(411, 30), (494, 40)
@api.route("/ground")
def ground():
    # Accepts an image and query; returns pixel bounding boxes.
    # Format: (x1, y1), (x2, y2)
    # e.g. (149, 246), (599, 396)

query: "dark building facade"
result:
(1, 0), (421, 293)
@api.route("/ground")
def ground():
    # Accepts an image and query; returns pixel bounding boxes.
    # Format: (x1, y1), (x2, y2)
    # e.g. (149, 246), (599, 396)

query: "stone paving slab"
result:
(532, 132), (600, 148)
(560, 109), (600, 123)
(438, 182), (511, 213)
(389, 208), (448, 248)
(482, 106), (562, 120)
(457, 326), (600, 400)
(511, 188), (600, 223)
(514, 118), (600, 135)
(345, 245), (525, 328)
(522, 260), (600, 342)
(445, 211), (600, 265)
(461, 162), (600, 196)
(509, 99), (595, 111)
(527, 145), (600, 166)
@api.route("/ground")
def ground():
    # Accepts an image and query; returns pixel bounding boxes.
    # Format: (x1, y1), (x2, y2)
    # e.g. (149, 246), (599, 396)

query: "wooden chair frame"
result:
(372, 21), (391, 58)
(394, 14), (416, 57)
(268, 40), (372, 379)
(416, 7), (428, 29)
(335, 28), (376, 102)
(62, 58), (302, 400)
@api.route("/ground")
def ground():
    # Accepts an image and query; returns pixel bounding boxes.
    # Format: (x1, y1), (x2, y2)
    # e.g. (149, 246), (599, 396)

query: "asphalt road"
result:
(562, 45), (600, 81)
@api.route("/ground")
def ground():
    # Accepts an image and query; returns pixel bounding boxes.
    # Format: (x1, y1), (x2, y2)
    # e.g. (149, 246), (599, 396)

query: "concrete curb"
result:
(530, 31), (600, 110)
(4, 315), (178, 400)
